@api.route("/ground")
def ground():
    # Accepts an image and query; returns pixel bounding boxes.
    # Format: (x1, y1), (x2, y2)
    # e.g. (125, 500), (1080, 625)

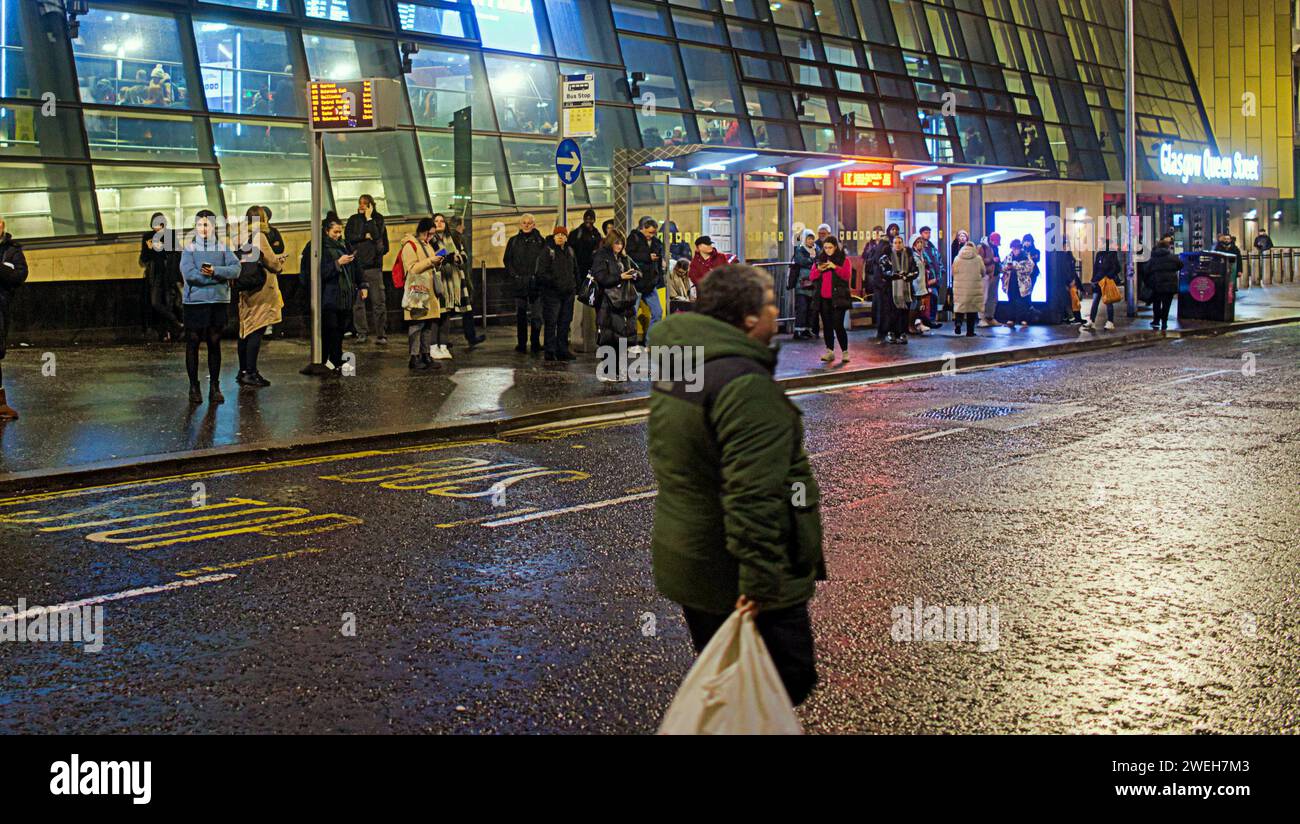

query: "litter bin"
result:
(1178, 250), (1235, 322)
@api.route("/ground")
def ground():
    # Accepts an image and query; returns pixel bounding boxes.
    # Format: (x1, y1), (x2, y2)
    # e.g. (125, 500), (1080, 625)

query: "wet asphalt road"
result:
(1, 324), (1297, 734)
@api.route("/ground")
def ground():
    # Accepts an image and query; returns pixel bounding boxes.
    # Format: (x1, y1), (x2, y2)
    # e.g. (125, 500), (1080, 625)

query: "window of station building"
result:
(200, 0), (286, 11)
(954, 114), (993, 165)
(822, 37), (860, 69)
(324, 130), (429, 217)
(407, 47), (496, 130)
(0, 162), (98, 238)
(717, 0), (770, 21)
(1, 0), (79, 101)
(835, 70), (874, 95)
(743, 85), (796, 121)
(697, 113), (749, 147)
(415, 132), (455, 212)
(738, 55), (787, 83)
(810, 0), (854, 36)
(788, 62), (831, 88)
(800, 125), (834, 153)
(84, 112), (208, 163)
(193, 20), (301, 118)
(545, 0), (620, 63)
(397, 1), (470, 38)
(799, 93), (832, 125)
(884, 130), (928, 162)
(668, 0), (719, 11)
(618, 35), (688, 110)
(454, 134), (512, 207)
(72, 7), (198, 110)
(890, 0), (931, 50)
(751, 119), (802, 151)
(484, 55), (557, 135)
(769, 0), (815, 29)
(0, 101), (85, 160)
(303, 31), (412, 124)
(637, 108), (692, 149)
(471, 0), (547, 55)
(610, 0), (667, 35)
(836, 98), (874, 128)
(673, 10), (726, 44)
(726, 21), (775, 53)
(678, 45), (742, 114)
(777, 30), (821, 62)
(304, 0), (389, 26)
(93, 165), (221, 235)
(212, 118), (312, 223)
(502, 136), (587, 206)
(578, 106), (639, 205)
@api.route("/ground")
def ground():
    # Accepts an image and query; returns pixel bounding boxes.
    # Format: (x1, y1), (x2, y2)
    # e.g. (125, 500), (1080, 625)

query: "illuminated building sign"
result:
(1158, 143), (1262, 185)
(839, 169), (896, 190)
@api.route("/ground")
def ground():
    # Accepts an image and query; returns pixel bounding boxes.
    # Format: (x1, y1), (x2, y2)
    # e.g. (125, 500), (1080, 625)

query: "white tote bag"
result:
(658, 610), (803, 735)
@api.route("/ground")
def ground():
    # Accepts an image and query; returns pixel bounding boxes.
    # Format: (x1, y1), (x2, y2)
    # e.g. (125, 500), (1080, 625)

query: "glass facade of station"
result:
(0, 0), (1216, 241)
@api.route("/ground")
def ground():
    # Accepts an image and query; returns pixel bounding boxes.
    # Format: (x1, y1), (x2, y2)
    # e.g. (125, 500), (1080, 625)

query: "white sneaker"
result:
(1018, 321), (1029, 327)
(978, 319), (993, 327)
(1080, 323), (1093, 333)
(440, 344), (453, 359)
(1104, 321), (1115, 331)
(820, 350), (835, 362)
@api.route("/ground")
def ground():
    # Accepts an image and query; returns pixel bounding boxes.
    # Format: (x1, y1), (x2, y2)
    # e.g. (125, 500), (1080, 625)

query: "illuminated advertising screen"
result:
(990, 207), (1049, 302)
(309, 80), (377, 131)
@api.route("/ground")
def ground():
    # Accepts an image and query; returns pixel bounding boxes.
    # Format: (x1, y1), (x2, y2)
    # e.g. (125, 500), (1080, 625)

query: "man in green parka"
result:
(648, 263), (825, 705)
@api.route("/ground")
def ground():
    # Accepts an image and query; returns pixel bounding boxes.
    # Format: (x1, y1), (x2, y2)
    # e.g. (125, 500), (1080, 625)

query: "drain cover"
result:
(917, 404), (1023, 422)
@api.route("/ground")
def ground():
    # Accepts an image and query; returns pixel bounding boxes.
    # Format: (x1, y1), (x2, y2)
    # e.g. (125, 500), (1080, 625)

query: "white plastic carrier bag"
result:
(658, 610), (803, 735)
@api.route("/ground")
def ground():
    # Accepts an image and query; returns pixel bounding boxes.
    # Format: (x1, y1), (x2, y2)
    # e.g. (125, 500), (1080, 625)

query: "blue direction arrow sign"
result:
(555, 138), (582, 186)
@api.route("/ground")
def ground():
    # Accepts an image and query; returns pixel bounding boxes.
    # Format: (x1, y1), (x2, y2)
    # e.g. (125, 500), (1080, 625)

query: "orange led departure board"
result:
(309, 80), (377, 131)
(839, 170), (896, 190)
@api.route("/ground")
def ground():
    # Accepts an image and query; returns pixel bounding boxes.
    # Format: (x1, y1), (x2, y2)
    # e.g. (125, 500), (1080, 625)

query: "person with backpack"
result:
(504, 214), (546, 354)
(591, 230), (638, 380)
(234, 205), (285, 388)
(535, 225), (578, 362)
(0, 218), (28, 420)
(344, 195), (388, 345)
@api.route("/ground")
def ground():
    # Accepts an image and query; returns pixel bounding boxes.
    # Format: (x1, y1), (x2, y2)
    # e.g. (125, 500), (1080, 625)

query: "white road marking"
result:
(914, 427), (969, 441)
(481, 491), (659, 527)
(0, 573), (237, 622)
(883, 429), (936, 443)
(1164, 369), (1231, 385)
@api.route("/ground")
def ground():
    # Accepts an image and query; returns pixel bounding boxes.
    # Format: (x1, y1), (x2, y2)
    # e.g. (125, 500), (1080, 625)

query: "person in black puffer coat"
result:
(591, 230), (638, 378)
(536, 226), (578, 362)
(503, 214), (546, 353)
(139, 211), (184, 341)
(1145, 238), (1183, 331)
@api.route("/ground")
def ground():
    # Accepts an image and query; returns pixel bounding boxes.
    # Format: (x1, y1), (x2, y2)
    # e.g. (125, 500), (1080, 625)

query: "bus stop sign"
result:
(555, 139), (582, 186)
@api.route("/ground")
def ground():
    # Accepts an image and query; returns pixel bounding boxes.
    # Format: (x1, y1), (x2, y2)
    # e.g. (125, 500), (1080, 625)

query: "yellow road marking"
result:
(0, 438), (505, 506)
(174, 548), (328, 578)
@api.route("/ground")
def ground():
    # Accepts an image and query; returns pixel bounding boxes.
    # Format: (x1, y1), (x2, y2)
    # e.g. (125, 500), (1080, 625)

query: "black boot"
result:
(209, 381), (225, 404)
(530, 328), (542, 354)
(188, 382), (202, 404)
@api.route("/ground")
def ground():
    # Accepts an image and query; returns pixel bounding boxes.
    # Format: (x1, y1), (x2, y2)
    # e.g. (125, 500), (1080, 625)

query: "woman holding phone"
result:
(180, 209), (240, 404)
(320, 216), (363, 375)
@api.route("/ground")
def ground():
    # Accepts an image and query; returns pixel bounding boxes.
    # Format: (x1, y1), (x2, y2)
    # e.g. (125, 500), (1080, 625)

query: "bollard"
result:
(480, 260), (488, 331)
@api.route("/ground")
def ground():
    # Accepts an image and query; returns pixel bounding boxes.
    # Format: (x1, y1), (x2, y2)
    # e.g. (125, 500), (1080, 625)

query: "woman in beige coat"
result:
(236, 205), (285, 387)
(399, 217), (441, 370)
(950, 240), (984, 337)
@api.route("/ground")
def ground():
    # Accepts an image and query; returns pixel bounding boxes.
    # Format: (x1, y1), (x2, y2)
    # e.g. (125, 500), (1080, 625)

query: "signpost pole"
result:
(1124, 0), (1137, 317)
(301, 125), (326, 374)
(558, 73), (567, 231)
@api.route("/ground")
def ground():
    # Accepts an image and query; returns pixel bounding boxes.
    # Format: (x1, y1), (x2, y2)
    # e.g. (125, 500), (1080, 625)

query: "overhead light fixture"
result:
(1273, 210), (1283, 220)
(790, 160), (854, 179)
(899, 165), (938, 178)
(755, 166), (780, 175)
(644, 160), (675, 169)
(688, 153), (758, 173)
(952, 170), (1007, 184)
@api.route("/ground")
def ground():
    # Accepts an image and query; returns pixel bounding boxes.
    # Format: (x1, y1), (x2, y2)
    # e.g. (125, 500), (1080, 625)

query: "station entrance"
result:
(611, 145), (1041, 327)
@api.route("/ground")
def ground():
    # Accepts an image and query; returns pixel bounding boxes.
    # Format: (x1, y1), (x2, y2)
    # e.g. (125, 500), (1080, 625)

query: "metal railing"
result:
(1240, 247), (1300, 289)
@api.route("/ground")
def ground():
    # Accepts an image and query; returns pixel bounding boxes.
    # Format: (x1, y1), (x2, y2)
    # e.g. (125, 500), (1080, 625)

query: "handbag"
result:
(234, 259), (266, 293)
(1101, 275), (1123, 305)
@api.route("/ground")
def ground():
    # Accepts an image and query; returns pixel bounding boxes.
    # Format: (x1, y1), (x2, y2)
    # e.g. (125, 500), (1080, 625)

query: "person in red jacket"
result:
(686, 235), (732, 285)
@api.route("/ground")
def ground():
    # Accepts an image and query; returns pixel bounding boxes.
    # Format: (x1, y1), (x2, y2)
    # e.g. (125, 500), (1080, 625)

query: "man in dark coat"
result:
(344, 194), (389, 345)
(648, 263), (825, 706)
(0, 218), (29, 420)
(569, 209), (603, 280)
(503, 214), (546, 353)
(1145, 238), (1183, 331)
(535, 226), (578, 361)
